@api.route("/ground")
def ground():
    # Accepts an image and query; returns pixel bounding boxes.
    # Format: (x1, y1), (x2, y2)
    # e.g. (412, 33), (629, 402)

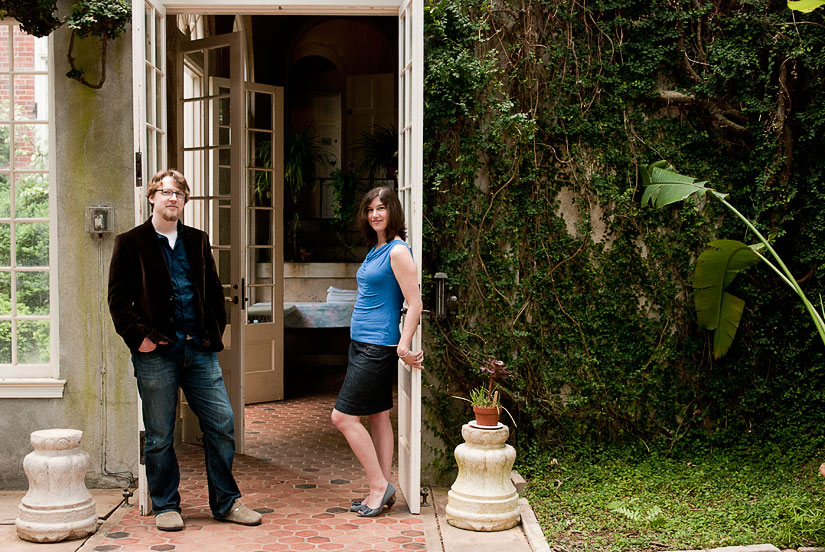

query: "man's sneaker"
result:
(215, 499), (262, 526)
(155, 511), (184, 532)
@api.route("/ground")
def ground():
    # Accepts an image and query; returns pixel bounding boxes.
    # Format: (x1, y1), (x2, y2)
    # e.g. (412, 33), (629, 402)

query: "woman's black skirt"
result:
(334, 339), (395, 416)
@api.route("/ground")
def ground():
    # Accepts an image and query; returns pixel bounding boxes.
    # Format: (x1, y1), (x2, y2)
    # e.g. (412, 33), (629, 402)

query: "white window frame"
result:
(162, 1), (399, 15)
(0, 19), (64, 397)
(138, 2), (168, 193)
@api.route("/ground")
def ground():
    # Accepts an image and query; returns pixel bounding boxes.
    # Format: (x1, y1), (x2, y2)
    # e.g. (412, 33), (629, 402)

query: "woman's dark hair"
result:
(358, 186), (406, 246)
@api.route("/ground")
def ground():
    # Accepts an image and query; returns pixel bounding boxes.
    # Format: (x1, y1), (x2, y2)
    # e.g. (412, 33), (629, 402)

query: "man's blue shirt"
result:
(157, 222), (201, 355)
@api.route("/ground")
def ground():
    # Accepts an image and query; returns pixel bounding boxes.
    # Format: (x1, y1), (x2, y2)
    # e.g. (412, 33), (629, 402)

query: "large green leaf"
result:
(693, 240), (761, 358)
(787, 0), (825, 12)
(641, 162), (711, 208)
(712, 292), (746, 359)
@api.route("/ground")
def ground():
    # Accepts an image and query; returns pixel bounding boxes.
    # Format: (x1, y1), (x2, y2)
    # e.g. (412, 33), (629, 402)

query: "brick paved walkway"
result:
(90, 366), (427, 552)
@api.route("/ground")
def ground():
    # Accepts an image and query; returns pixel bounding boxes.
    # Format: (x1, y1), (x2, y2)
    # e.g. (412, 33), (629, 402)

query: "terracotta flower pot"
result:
(472, 405), (501, 427)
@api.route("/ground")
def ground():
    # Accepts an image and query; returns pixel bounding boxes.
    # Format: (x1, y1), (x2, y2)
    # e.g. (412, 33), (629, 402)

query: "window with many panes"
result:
(144, 3), (167, 181)
(0, 21), (58, 389)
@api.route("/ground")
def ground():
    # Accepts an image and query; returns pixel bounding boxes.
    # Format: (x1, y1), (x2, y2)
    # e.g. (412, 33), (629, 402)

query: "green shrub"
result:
(422, 0), (825, 462)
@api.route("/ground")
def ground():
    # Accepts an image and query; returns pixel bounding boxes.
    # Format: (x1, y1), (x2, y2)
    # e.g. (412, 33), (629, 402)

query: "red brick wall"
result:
(0, 25), (41, 169)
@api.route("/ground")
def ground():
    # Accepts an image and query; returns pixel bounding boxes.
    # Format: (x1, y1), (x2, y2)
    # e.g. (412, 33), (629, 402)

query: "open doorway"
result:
(133, 0), (423, 518)
(168, 11), (398, 409)
(255, 15), (399, 397)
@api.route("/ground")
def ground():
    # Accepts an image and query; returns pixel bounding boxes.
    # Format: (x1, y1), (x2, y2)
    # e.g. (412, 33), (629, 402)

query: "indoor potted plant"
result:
(283, 126), (328, 260)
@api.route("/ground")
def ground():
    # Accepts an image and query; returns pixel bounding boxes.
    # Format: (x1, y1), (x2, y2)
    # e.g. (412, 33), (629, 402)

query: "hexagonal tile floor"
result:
(91, 366), (426, 552)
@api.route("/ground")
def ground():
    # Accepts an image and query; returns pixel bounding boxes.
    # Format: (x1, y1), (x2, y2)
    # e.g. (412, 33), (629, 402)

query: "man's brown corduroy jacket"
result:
(108, 217), (227, 355)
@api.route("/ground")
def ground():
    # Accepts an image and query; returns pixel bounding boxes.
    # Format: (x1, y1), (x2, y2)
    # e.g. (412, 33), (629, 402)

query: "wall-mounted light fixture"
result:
(86, 206), (114, 235)
(434, 272), (447, 319)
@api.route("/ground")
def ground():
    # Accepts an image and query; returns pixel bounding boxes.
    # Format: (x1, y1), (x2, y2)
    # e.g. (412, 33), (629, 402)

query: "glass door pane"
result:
(244, 83), (284, 404)
(181, 44), (233, 320)
(177, 32), (245, 452)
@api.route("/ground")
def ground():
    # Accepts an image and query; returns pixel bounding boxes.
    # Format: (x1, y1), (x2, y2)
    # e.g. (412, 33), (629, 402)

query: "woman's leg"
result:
(368, 410), (393, 481)
(332, 408), (389, 509)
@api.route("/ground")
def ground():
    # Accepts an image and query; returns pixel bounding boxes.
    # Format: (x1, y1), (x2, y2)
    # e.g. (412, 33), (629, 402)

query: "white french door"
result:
(243, 82), (285, 404)
(176, 33), (246, 455)
(132, 0), (167, 516)
(396, 0), (424, 515)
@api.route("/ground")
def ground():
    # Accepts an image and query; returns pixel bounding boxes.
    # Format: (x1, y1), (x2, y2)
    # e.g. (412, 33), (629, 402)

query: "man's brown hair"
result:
(147, 169), (190, 203)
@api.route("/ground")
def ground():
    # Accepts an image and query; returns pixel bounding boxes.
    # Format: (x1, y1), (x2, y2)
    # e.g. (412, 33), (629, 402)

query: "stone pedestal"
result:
(446, 423), (520, 531)
(16, 429), (97, 543)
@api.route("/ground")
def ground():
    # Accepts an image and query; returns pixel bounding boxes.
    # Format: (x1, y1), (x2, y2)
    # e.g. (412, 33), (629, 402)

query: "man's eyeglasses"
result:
(157, 189), (185, 199)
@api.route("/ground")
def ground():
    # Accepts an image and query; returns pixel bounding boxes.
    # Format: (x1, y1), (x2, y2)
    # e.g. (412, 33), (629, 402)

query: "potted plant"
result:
(353, 124), (398, 183)
(283, 125), (328, 260)
(447, 358), (520, 531)
(328, 168), (362, 260)
(455, 358), (513, 428)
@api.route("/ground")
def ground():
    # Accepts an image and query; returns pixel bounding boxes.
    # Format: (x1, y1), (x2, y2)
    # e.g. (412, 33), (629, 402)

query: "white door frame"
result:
(132, 0), (424, 516)
(396, 0), (423, 515)
(131, 0), (167, 516)
(162, 1), (402, 15)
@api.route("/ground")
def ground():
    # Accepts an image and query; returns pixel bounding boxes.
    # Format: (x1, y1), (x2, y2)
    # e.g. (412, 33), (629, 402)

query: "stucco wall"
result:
(0, 4), (137, 489)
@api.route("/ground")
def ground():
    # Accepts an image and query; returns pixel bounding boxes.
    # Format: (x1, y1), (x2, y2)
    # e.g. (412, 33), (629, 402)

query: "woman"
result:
(331, 186), (424, 518)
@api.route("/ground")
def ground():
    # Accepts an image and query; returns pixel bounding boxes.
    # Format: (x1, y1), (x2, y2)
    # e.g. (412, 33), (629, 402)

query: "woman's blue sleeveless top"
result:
(350, 239), (410, 346)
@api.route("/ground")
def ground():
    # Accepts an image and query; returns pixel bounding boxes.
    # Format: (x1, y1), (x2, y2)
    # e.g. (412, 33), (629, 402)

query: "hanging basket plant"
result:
(1, 0), (62, 37)
(0, 0), (131, 89)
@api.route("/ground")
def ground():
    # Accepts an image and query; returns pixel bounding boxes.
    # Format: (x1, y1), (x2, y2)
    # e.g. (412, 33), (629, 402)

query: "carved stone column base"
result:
(446, 423), (520, 532)
(16, 429), (97, 543)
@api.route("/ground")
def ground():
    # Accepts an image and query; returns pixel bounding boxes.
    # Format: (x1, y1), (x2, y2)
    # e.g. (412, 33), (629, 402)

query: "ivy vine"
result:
(422, 0), (825, 468)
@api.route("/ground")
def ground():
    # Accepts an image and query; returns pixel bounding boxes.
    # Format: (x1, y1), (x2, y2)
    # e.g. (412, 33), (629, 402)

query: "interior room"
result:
(169, 13), (398, 408)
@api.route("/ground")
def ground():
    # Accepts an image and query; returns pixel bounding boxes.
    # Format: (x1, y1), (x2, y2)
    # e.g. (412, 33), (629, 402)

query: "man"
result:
(108, 169), (262, 532)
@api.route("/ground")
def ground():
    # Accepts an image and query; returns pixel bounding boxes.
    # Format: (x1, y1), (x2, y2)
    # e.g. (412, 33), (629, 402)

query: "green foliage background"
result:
(422, 0), (825, 464)
(0, 118), (51, 365)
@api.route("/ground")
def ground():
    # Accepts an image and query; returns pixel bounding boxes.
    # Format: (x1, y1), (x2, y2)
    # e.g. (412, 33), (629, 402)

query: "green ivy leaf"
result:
(66, 0), (131, 40)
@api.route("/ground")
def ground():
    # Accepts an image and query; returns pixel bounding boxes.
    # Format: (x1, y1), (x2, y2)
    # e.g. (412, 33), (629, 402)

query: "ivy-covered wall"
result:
(422, 0), (825, 467)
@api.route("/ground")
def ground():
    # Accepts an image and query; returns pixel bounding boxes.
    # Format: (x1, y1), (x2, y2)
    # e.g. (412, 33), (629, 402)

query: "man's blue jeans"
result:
(133, 343), (241, 517)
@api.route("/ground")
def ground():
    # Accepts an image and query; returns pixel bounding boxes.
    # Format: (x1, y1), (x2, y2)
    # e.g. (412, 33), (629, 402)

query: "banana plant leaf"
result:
(711, 292), (746, 359)
(693, 240), (761, 358)
(787, 0), (825, 12)
(641, 162), (716, 209)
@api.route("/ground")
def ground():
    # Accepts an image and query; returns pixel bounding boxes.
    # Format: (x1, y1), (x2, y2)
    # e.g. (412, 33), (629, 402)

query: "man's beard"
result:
(160, 209), (178, 222)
